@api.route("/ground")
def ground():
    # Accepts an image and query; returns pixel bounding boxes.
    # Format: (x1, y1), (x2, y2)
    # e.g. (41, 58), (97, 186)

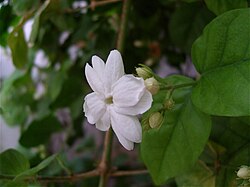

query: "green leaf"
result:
(15, 154), (57, 181)
(176, 161), (215, 187)
(169, 2), (214, 53)
(8, 27), (28, 69)
(204, 0), (248, 15)
(191, 9), (250, 116)
(19, 115), (62, 147)
(141, 75), (211, 185)
(0, 149), (30, 175)
(11, 0), (39, 16)
(29, 0), (51, 46)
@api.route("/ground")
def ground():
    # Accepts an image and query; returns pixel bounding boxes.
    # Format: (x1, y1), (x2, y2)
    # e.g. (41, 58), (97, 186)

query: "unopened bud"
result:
(149, 112), (163, 129)
(237, 166), (250, 179)
(135, 65), (153, 80)
(144, 77), (160, 95)
(164, 99), (175, 110)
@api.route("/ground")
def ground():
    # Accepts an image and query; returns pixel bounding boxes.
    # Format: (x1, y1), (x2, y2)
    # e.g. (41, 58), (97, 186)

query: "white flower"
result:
(83, 50), (152, 150)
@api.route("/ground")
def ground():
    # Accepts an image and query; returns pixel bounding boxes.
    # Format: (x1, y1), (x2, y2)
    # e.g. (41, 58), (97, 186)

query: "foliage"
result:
(0, 0), (249, 186)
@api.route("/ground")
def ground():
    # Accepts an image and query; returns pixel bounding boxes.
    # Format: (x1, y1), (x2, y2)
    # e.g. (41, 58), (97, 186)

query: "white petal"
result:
(85, 63), (105, 94)
(112, 75), (145, 107)
(83, 92), (106, 124)
(92, 55), (105, 80)
(104, 50), (124, 93)
(115, 133), (134, 151)
(110, 109), (142, 143)
(96, 107), (111, 131)
(114, 90), (152, 115)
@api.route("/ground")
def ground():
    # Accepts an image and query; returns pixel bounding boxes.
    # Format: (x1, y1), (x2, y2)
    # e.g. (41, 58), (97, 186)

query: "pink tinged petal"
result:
(96, 108), (111, 131)
(105, 50), (125, 93)
(114, 90), (152, 115)
(83, 92), (106, 124)
(112, 75), (146, 107)
(85, 63), (105, 94)
(110, 109), (142, 143)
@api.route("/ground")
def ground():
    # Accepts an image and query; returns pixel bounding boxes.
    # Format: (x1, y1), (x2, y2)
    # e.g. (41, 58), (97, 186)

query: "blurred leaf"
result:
(191, 9), (250, 116)
(204, 0), (248, 15)
(176, 161), (215, 187)
(141, 75), (211, 185)
(15, 154), (57, 180)
(0, 71), (34, 125)
(2, 181), (28, 187)
(19, 115), (62, 147)
(11, 0), (39, 16)
(8, 27), (28, 69)
(0, 149), (30, 175)
(47, 71), (66, 100)
(169, 2), (214, 53)
(29, 0), (51, 46)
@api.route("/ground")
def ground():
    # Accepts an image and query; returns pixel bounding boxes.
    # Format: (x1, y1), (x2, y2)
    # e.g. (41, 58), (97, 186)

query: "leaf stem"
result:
(161, 81), (197, 91)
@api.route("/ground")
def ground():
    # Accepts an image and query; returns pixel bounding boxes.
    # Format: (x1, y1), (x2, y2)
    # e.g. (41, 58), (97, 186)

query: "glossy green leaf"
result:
(0, 149), (30, 175)
(191, 9), (250, 116)
(169, 2), (214, 53)
(204, 0), (248, 15)
(8, 27), (28, 69)
(141, 75), (211, 185)
(19, 115), (62, 147)
(15, 154), (57, 181)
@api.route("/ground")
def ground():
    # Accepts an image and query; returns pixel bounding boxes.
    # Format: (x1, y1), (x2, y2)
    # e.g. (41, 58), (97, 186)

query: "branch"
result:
(0, 169), (148, 183)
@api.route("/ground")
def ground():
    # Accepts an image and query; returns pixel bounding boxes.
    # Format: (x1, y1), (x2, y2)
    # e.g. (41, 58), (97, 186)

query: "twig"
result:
(0, 169), (148, 183)
(98, 129), (113, 187)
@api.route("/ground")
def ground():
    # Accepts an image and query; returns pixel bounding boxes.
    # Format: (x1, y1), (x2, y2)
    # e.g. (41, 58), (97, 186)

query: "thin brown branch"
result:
(111, 169), (148, 177)
(0, 169), (148, 183)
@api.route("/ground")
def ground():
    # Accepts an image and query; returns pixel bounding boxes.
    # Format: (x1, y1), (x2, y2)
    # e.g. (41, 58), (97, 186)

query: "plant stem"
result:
(161, 82), (197, 91)
(98, 130), (113, 187)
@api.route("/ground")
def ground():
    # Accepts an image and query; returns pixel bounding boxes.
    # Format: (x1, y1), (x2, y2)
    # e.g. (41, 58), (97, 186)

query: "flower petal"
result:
(105, 50), (124, 93)
(114, 90), (152, 115)
(83, 92), (106, 124)
(96, 107), (111, 131)
(92, 55), (105, 81)
(112, 75), (145, 107)
(110, 108), (142, 143)
(85, 63), (105, 94)
(114, 133), (134, 151)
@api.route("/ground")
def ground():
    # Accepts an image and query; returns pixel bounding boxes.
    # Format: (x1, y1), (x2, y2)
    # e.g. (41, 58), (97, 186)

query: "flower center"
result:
(105, 96), (113, 104)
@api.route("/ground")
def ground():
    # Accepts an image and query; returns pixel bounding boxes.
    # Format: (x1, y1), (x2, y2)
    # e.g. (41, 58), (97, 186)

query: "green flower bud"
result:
(164, 99), (175, 110)
(135, 65), (153, 80)
(237, 166), (250, 179)
(145, 77), (160, 95)
(149, 112), (163, 129)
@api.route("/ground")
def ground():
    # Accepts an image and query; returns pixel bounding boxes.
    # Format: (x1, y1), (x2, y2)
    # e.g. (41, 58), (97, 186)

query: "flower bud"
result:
(164, 99), (175, 110)
(237, 166), (250, 179)
(149, 112), (163, 129)
(135, 66), (153, 80)
(144, 77), (160, 95)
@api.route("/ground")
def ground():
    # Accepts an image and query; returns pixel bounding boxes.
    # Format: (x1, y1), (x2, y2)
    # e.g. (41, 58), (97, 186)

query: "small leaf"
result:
(204, 0), (248, 15)
(8, 27), (28, 69)
(141, 75), (211, 185)
(191, 9), (250, 116)
(19, 115), (62, 147)
(15, 154), (57, 181)
(0, 149), (30, 175)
